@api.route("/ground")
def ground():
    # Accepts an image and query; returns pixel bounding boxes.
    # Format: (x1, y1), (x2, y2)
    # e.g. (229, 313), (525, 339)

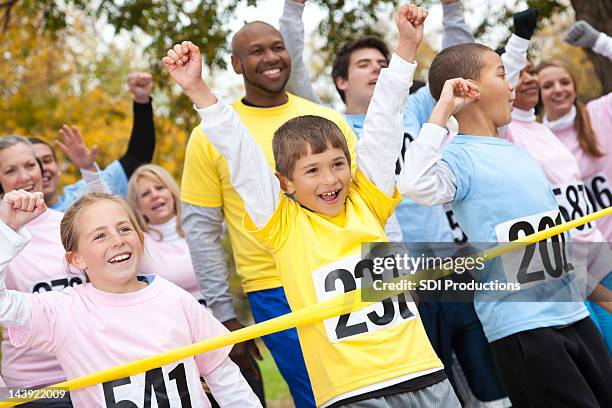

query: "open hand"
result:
(56, 125), (98, 171)
(0, 190), (47, 231)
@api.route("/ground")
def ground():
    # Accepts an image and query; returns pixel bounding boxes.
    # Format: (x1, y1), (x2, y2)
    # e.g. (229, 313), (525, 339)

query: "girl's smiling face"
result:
(68, 200), (145, 294)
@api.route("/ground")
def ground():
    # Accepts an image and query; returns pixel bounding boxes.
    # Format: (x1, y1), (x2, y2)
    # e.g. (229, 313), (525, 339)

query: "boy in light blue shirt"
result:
(399, 41), (612, 407)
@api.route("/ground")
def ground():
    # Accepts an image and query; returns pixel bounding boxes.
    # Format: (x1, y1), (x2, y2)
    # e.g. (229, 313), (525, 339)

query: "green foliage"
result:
(0, 0), (578, 130)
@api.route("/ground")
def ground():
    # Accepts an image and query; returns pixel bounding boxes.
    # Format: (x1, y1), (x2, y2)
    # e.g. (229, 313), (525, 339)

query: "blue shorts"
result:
(248, 287), (315, 408)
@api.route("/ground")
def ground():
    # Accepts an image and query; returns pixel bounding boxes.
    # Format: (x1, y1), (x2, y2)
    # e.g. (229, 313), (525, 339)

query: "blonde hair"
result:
(536, 60), (604, 158)
(127, 164), (184, 240)
(61, 193), (145, 265)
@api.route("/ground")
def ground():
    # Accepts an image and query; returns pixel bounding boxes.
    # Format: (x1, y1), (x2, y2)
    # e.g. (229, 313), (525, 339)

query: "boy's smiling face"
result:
(474, 51), (515, 127)
(279, 145), (351, 217)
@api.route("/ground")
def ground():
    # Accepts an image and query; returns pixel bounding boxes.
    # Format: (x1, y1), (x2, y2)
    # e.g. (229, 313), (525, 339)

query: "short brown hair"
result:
(332, 36), (390, 103)
(536, 60), (604, 158)
(428, 43), (492, 101)
(273, 115), (351, 178)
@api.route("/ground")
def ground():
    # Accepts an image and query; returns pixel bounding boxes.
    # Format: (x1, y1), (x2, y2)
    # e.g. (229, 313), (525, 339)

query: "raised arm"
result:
(164, 41), (280, 228)
(358, 4), (425, 196)
(399, 79), (479, 205)
(279, 0), (324, 104)
(55, 125), (111, 195)
(565, 20), (612, 61)
(441, 0), (474, 49)
(502, 9), (538, 88)
(119, 73), (156, 179)
(0, 190), (45, 328)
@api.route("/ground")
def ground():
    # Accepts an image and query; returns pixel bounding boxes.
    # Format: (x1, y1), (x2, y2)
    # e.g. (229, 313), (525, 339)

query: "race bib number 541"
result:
(495, 210), (573, 288)
(101, 358), (204, 408)
(312, 254), (418, 343)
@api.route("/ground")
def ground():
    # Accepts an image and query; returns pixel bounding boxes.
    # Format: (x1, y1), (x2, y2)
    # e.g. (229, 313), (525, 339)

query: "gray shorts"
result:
(338, 379), (461, 408)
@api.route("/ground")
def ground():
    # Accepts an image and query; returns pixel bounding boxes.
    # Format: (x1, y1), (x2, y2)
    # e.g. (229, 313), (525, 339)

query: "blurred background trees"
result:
(1, 0), (610, 187)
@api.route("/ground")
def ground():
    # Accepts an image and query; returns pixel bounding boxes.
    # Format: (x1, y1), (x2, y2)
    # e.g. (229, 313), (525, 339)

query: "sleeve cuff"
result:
(194, 94), (233, 128)
(442, 1), (464, 21)
(419, 123), (449, 151)
(283, 0), (305, 17)
(506, 33), (530, 54)
(210, 301), (238, 323)
(593, 33), (611, 54)
(0, 221), (32, 253)
(79, 162), (101, 179)
(387, 53), (418, 87)
(133, 98), (153, 108)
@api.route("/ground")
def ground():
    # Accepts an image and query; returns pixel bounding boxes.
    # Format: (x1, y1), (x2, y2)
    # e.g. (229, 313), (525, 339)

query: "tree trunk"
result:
(570, 0), (612, 94)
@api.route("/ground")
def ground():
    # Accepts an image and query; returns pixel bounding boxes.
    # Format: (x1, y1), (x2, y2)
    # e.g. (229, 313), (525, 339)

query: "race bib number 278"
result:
(312, 254), (418, 343)
(101, 358), (204, 408)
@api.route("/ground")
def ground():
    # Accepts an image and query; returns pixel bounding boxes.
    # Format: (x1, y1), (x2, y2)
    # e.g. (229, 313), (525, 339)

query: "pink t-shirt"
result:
(142, 229), (205, 305)
(546, 93), (612, 242)
(2, 208), (84, 388)
(8, 276), (231, 407)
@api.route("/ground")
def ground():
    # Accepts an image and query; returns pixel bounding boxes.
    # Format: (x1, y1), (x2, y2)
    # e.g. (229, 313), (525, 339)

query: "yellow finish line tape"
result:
(2, 206), (610, 406)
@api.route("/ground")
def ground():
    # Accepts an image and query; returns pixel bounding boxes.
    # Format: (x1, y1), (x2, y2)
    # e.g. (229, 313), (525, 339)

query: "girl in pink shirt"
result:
(127, 164), (265, 405)
(0, 189), (261, 408)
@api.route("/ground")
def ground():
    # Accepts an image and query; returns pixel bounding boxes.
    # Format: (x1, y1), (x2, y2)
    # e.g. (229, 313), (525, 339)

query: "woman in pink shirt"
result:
(127, 164), (207, 304)
(538, 21), (612, 243)
(127, 164), (265, 406)
(0, 135), (77, 407)
(0, 190), (261, 408)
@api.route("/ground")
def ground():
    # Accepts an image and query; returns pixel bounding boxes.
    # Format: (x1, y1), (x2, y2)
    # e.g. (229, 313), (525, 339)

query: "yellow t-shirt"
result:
(181, 93), (358, 293)
(244, 171), (442, 406)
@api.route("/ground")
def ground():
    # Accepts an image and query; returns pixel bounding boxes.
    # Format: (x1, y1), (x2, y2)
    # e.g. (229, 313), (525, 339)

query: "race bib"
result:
(583, 172), (612, 212)
(312, 254), (418, 343)
(101, 358), (205, 408)
(553, 182), (594, 233)
(444, 205), (468, 243)
(31, 276), (84, 293)
(495, 210), (573, 289)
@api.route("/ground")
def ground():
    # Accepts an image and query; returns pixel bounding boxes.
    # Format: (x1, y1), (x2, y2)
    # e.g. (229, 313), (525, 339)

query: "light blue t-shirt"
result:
(344, 107), (453, 244)
(442, 134), (588, 342)
(51, 160), (128, 212)
(403, 85), (436, 141)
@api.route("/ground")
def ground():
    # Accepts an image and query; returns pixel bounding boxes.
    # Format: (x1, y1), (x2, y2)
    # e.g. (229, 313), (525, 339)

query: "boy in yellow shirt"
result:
(164, 4), (458, 407)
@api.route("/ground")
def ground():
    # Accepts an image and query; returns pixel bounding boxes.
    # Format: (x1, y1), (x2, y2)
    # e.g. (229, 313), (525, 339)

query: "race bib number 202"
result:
(495, 210), (573, 289)
(101, 358), (204, 408)
(312, 254), (418, 343)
